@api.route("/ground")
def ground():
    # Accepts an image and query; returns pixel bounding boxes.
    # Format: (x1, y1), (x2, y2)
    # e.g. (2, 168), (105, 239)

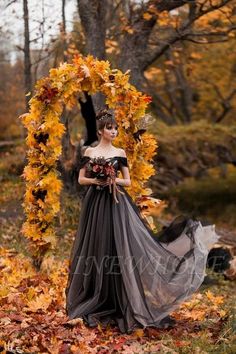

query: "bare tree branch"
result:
(202, 78), (236, 123)
(181, 25), (236, 43)
(5, 0), (17, 8)
(183, 37), (229, 43)
(142, 0), (234, 69)
(214, 87), (236, 123)
(23, 0), (32, 110)
(15, 45), (25, 52)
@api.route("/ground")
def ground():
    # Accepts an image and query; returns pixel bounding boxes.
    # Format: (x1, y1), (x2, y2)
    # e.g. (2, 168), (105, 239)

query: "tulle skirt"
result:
(65, 184), (219, 333)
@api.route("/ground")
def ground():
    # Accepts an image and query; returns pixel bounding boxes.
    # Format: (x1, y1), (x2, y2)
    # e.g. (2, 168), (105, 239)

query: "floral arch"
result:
(20, 54), (163, 266)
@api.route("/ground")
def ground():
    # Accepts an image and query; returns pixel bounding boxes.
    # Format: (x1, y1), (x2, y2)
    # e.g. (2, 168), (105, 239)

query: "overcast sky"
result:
(1, 0), (77, 61)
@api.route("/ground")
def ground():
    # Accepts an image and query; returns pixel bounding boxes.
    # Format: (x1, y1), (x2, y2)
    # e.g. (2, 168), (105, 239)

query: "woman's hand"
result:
(92, 177), (129, 187)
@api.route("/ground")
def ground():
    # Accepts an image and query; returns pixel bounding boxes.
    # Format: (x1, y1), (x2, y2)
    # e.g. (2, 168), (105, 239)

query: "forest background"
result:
(0, 1), (236, 353)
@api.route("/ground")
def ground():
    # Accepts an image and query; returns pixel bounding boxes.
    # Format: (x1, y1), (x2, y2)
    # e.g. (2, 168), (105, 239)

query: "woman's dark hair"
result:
(96, 108), (118, 135)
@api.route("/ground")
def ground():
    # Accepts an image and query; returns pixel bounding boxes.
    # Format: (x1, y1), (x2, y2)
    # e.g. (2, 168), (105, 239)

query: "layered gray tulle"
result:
(65, 156), (219, 333)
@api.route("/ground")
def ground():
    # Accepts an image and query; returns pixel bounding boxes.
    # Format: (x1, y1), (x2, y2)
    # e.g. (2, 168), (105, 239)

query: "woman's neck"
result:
(96, 140), (113, 149)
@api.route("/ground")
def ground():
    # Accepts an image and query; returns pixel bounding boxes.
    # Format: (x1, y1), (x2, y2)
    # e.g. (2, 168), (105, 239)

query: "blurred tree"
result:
(0, 48), (25, 139)
(77, 0), (236, 123)
(23, 0), (32, 111)
(78, 0), (106, 60)
(145, 39), (236, 124)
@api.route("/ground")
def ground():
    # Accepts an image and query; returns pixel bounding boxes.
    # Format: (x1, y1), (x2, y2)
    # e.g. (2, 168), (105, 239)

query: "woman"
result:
(65, 109), (218, 334)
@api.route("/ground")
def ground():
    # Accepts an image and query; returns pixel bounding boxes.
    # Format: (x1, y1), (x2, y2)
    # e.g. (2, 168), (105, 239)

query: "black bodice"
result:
(78, 155), (129, 178)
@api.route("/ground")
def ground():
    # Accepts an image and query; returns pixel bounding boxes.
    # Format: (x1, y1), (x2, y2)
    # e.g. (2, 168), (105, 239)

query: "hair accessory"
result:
(98, 112), (112, 121)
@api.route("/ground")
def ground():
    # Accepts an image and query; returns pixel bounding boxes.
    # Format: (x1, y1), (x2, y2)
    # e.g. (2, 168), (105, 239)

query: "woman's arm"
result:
(79, 167), (108, 186)
(115, 176), (131, 187)
(115, 165), (131, 186)
(115, 149), (131, 187)
(78, 170), (96, 186)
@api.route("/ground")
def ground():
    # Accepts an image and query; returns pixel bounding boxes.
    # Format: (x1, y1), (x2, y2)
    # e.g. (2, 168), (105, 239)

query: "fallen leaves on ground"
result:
(0, 246), (234, 354)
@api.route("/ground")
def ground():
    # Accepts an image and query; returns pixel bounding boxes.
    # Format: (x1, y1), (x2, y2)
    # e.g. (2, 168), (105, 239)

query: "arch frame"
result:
(20, 54), (162, 264)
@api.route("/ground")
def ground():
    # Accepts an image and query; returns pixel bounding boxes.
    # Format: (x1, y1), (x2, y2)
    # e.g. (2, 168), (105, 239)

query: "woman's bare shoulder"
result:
(117, 148), (127, 157)
(83, 146), (93, 157)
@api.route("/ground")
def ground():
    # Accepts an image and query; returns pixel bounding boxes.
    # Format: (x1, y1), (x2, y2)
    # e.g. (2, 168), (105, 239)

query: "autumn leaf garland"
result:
(20, 54), (161, 266)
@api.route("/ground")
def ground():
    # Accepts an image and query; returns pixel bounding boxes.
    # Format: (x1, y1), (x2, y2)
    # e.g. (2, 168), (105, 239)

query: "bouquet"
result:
(87, 156), (125, 203)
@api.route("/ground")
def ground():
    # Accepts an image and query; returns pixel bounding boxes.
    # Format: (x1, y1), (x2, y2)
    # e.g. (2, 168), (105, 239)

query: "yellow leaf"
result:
(134, 328), (144, 337)
(97, 323), (103, 332)
(26, 293), (52, 312)
(228, 32), (235, 38)
(190, 52), (202, 60)
(189, 310), (206, 321)
(26, 287), (37, 301)
(122, 25), (134, 34)
(205, 290), (224, 305)
(143, 12), (152, 21)
(218, 309), (226, 318)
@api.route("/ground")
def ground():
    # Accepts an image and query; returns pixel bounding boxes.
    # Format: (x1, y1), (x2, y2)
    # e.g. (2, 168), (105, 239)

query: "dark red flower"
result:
(92, 164), (102, 173)
(37, 83), (59, 104)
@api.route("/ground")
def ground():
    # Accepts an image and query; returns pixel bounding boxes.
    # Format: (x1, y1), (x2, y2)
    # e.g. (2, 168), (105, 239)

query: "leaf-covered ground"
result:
(0, 245), (235, 354)
(0, 146), (235, 353)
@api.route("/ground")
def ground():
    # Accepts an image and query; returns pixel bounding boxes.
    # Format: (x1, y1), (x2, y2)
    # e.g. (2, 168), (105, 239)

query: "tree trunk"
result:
(118, 40), (147, 89)
(62, 0), (66, 33)
(117, 1), (190, 86)
(166, 48), (193, 124)
(62, 0), (67, 61)
(77, 0), (107, 111)
(23, 0), (32, 111)
(58, 109), (78, 194)
(77, 0), (107, 59)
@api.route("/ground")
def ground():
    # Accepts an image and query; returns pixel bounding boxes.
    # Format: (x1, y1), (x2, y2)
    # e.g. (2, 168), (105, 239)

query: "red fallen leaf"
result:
(145, 327), (161, 338)
(7, 294), (25, 309)
(58, 342), (72, 354)
(175, 340), (191, 347)
(112, 337), (126, 350)
(94, 349), (110, 354)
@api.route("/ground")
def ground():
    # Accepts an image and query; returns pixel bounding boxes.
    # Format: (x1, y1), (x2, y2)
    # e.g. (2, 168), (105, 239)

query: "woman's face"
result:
(100, 123), (118, 140)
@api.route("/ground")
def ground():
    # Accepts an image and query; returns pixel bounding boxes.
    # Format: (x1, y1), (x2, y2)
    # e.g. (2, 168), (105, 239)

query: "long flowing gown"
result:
(65, 155), (219, 334)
